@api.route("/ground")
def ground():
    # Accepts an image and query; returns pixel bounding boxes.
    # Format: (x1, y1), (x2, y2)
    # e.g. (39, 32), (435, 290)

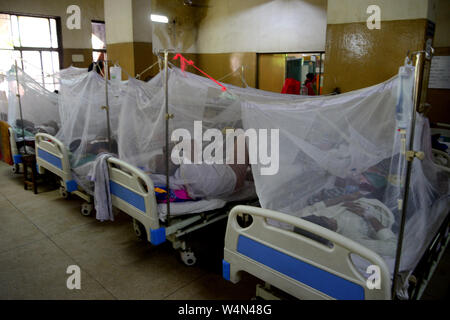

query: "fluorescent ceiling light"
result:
(151, 14), (168, 23)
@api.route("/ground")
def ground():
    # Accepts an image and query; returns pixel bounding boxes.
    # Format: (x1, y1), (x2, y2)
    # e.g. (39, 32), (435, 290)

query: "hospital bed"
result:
(106, 156), (257, 266)
(432, 149), (450, 172)
(223, 200), (449, 300)
(7, 126), (36, 174)
(35, 132), (93, 215)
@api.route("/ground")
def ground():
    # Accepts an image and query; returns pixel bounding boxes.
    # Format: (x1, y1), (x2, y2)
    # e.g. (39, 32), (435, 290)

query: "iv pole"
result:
(14, 60), (27, 155)
(160, 49), (174, 224)
(98, 59), (112, 151)
(391, 50), (430, 298)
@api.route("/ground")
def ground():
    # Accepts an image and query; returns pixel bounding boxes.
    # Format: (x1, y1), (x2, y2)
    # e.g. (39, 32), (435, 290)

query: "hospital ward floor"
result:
(0, 161), (448, 300)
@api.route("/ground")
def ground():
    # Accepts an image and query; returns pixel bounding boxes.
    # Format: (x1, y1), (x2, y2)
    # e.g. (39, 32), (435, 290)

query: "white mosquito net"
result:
(0, 74), (8, 122)
(117, 67), (258, 201)
(240, 64), (449, 296)
(6, 65), (60, 137)
(55, 70), (126, 193)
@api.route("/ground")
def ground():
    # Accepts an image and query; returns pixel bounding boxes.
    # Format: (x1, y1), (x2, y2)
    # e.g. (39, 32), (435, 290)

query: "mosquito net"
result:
(0, 74), (7, 122)
(117, 67), (257, 201)
(240, 63), (449, 296)
(6, 66), (60, 138)
(55, 70), (126, 193)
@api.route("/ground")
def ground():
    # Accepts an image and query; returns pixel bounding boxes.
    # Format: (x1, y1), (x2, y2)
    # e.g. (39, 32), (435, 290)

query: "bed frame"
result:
(432, 149), (450, 172)
(106, 156), (234, 266)
(35, 133), (93, 215)
(223, 205), (392, 300)
(223, 204), (450, 300)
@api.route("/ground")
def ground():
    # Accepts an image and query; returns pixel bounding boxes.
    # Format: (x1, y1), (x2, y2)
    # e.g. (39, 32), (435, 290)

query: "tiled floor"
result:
(0, 161), (258, 300)
(0, 161), (448, 300)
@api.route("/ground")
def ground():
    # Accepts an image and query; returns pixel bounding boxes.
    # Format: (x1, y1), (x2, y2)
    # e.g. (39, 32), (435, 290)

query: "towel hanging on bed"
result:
(88, 153), (114, 222)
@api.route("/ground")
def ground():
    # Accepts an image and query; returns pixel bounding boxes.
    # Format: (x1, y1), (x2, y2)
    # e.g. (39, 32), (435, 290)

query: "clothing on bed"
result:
(88, 153), (114, 222)
(154, 185), (193, 203)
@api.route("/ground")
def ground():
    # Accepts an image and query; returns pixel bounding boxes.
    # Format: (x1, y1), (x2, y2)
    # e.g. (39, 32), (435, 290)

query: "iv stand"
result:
(99, 60), (112, 152)
(391, 50), (429, 299)
(160, 49), (174, 224)
(14, 60), (27, 155)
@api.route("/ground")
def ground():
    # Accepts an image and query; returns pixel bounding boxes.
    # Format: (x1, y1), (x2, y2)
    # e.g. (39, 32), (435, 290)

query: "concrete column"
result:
(104, 0), (156, 79)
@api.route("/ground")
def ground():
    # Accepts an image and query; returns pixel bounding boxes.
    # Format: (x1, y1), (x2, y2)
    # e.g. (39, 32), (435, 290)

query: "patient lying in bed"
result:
(295, 197), (397, 257)
(150, 135), (251, 201)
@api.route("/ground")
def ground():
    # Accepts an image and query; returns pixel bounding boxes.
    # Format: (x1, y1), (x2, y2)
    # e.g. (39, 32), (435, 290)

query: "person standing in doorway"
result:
(304, 73), (317, 96)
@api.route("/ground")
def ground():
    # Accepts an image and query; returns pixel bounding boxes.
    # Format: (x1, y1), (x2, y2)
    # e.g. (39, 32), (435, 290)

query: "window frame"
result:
(91, 19), (106, 62)
(0, 11), (63, 87)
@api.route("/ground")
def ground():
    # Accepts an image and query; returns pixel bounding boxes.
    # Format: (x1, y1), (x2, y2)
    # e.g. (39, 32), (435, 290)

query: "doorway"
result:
(257, 52), (324, 95)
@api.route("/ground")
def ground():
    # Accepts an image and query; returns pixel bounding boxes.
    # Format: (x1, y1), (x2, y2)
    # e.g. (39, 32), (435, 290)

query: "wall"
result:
(151, 0), (208, 54)
(0, 0), (104, 68)
(196, 52), (257, 88)
(104, 0), (135, 76)
(327, 0), (436, 24)
(196, 0), (327, 53)
(105, 0), (155, 78)
(258, 54), (286, 92)
(427, 0), (450, 124)
(323, 0), (436, 94)
(150, 0), (326, 89)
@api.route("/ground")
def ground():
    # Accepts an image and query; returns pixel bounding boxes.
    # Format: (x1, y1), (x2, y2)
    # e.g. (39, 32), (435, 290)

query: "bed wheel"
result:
(81, 203), (93, 216)
(12, 164), (19, 174)
(133, 219), (147, 241)
(180, 250), (197, 266)
(59, 186), (69, 199)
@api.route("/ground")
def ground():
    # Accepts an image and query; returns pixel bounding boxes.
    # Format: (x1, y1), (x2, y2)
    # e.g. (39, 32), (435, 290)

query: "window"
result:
(91, 21), (106, 62)
(0, 13), (61, 92)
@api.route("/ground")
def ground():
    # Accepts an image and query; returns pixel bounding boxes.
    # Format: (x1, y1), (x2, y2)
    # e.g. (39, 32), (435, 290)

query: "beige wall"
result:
(196, 0), (327, 53)
(104, 0), (133, 44)
(150, 0), (327, 54)
(151, 0), (207, 53)
(132, 0), (153, 44)
(327, 0), (437, 24)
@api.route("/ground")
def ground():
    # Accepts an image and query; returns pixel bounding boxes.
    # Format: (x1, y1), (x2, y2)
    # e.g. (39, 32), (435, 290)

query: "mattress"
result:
(157, 181), (257, 221)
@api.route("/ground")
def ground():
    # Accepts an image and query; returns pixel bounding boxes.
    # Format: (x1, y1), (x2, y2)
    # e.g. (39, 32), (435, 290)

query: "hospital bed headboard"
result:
(223, 205), (391, 300)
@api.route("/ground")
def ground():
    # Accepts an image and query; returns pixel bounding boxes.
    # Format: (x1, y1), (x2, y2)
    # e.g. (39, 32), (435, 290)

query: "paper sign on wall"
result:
(429, 56), (450, 89)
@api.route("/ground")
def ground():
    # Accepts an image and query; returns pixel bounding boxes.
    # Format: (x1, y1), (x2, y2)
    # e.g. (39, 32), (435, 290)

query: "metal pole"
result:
(14, 60), (26, 155)
(163, 50), (171, 222)
(391, 52), (425, 298)
(104, 60), (112, 151)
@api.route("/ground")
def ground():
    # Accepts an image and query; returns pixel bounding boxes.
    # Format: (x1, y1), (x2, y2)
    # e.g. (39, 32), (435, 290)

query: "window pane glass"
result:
(0, 14), (13, 49)
(42, 51), (59, 91)
(22, 50), (43, 85)
(0, 49), (20, 73)
(11, 15), (20, 47)
(52, 51), (60, 73)
(91, 22), (106, 50)
(92, 51), (102, 62)
(50, 19), (58, 48)
(18, 16), (51, 48)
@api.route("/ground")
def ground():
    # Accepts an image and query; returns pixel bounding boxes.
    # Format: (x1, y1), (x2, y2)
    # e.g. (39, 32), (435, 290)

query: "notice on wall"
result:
(429, 56), (450, 89)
